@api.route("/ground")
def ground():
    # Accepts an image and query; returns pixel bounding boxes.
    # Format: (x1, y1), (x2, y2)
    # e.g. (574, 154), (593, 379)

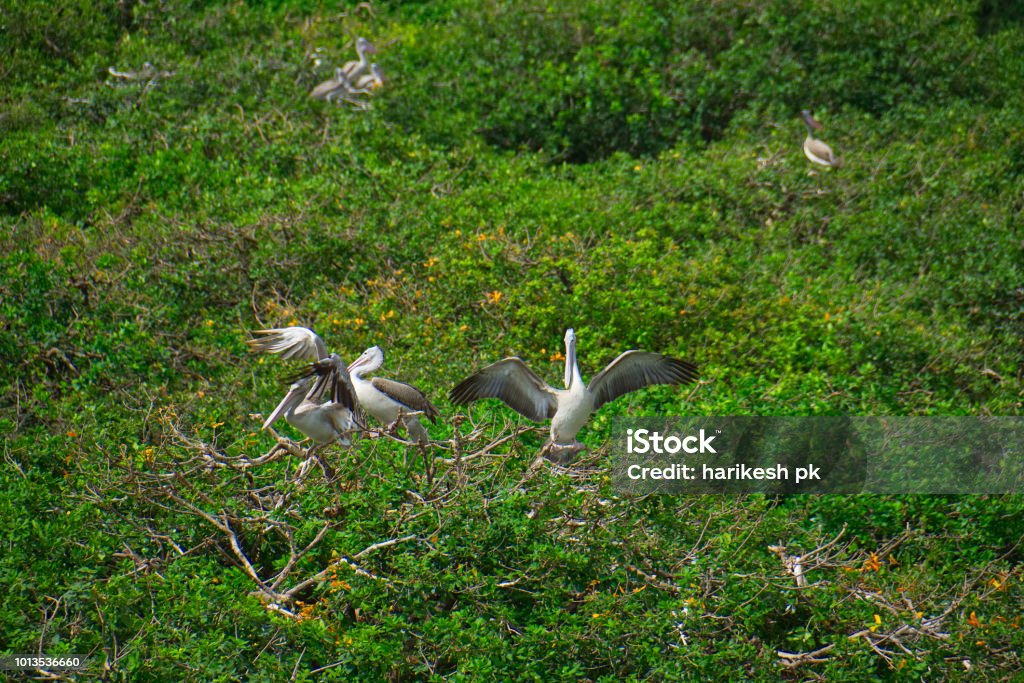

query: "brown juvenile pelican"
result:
(250, 327), (360, 452)
(342, 37), (377, 83)
(450, 329), (699, 452)
(347, 346), (439, 444)
(801, 110), (843, 168)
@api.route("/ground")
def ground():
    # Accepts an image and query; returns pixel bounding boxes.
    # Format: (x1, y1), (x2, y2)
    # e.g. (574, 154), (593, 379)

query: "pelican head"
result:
(348, 345), (385, 376)
(801, 110), (823, 131)
(368, 63), (385, 89)
(356, 37), (377, 57)
(563, 328), (577, 389)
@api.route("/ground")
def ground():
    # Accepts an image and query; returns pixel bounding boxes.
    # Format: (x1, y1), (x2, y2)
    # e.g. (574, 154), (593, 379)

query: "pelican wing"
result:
(249, 327), (328, 361)
(262, 376), (315, 430)
(588, 351), (699, 410)
(449, 358), (557, 422)
(342, 60), (370, 82)
(804, 138), (842, 167)
(294, 354), (360, 418)
(313, 356), (358, 413)
(310, 78), (343, 100)
(371, 377), (441, 422)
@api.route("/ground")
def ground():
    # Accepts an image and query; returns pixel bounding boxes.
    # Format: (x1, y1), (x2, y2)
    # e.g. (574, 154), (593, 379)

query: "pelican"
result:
(250, 327), (361, 453)
(310, 66), (380, 106)
(353, 63), (384, 92)
(310, 67), (356, 101)
(347, 346), (439, 444)
(450, 329), (699, 452)
(342, 37), (377, 83)
(801, 110), (843, 168)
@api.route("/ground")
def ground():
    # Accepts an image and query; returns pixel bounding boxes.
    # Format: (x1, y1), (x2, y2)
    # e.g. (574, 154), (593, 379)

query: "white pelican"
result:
(353, 63), (384, 92)
(342, 37), (377, 83)
(801, 110), (843, 168)
(250, 327), (360, 451)
(347, 346), (439, 444)
(450, 329), (699, 451)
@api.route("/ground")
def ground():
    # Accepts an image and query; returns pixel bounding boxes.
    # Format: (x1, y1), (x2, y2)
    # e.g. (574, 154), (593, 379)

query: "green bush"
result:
(1, 0), (1022, 680)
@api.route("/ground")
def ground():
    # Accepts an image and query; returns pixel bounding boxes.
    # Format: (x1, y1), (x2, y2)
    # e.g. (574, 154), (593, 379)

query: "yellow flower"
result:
(486, 290), (503, 305)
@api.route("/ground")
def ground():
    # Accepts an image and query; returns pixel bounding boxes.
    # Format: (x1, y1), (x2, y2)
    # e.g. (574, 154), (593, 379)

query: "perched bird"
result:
(310, 67), (357, 102)
(352, 63), (385, 92)
(250, 327), (360, 454)
(450, 329), (699, 452)
(309, 64), (382, 107)
(342, 37), (377, 84)
(347, 346), (439, 444)
(801, 110), (843, 168)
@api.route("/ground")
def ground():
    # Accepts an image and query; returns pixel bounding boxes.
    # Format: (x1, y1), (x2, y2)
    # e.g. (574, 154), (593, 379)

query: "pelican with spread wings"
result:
(249, 327), (360, 452)
(450, 329), (698, 452)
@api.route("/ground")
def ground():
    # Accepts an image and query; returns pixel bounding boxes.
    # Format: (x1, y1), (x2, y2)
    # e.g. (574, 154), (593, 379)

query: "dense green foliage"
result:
(2, 0), (1023, 680)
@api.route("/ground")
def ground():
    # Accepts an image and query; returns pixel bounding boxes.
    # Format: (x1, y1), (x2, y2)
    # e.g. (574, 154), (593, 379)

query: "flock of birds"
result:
(309, 37), (385, 108)
(252, 39), (842, 468)
(249, 326), (699, 463)
(307, 38), (843, 167)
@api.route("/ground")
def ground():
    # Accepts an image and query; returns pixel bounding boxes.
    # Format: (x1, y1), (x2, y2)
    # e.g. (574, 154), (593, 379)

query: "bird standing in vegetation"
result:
(309, 67), (357, 102)
(801, 110), (843, 168)
(450, 329), (699, 456)
(347, 345), (439, 444)
(342, 37), (377, 83)
(250, 327), (361, 470)
(309, 42), (383, 107)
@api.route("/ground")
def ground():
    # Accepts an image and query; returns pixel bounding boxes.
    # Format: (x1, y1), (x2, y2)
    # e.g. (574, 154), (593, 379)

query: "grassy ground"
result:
(2, 1), (1023, 680)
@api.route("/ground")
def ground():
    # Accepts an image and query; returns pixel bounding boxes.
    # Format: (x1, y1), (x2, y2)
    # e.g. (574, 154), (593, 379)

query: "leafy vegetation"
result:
(1, 0), (1022, 680)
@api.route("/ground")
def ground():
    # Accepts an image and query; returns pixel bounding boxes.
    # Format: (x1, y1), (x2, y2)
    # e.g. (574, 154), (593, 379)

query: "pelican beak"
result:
(802, 110), (823, 130)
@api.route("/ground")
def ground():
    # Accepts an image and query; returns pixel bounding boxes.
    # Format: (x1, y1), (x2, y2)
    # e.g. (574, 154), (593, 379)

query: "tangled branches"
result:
(79, 404), (539, 613)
